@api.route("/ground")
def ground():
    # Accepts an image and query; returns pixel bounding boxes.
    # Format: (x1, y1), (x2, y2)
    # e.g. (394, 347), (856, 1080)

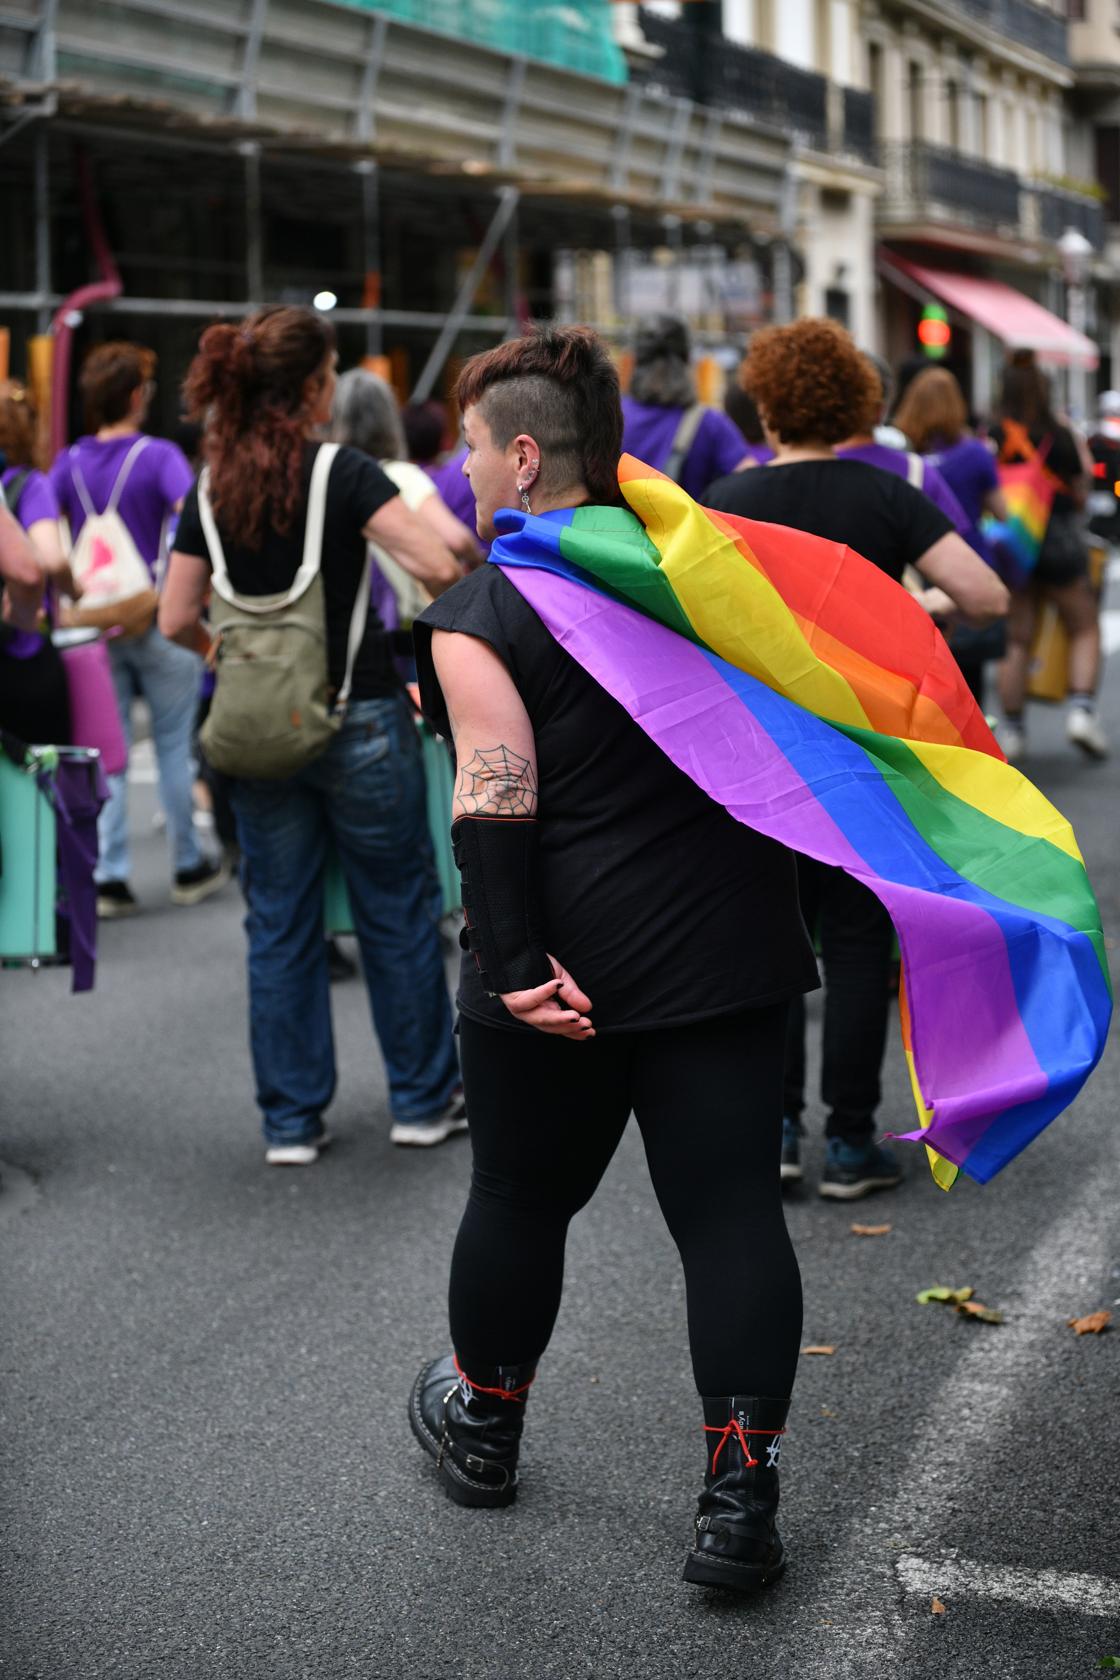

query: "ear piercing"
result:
(519, 460), (539, 513)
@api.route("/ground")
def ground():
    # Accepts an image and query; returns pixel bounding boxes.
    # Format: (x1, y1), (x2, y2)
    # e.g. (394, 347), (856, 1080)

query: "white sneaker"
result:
(390, 1097), (468, 1148)
(265, 1130), (332, 1166)
(999, 721), (1025, 763)
(1066, 706), (1110, 759)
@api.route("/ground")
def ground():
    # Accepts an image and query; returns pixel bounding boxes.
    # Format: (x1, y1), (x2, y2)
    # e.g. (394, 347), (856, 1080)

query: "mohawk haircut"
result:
(456, 325), (623, 506)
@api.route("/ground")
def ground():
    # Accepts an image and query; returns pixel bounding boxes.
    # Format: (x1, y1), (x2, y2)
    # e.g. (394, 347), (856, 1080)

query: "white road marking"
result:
(809, 1169), (1115, 1669)
(896, 1553), (1120, 1618)
(1103, 611), (1120, 657)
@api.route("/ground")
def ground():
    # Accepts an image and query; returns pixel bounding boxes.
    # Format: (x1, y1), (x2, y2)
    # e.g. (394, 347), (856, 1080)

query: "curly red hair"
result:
(741, 318), (880, 446)
(183, 306), (335, 548)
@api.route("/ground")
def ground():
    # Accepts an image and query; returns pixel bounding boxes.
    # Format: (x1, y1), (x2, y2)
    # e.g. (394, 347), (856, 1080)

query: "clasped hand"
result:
(500, 954), (594, 1040)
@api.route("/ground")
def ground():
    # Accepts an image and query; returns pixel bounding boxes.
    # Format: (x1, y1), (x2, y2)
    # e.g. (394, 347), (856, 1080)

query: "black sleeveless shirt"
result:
(415, 562), (818, 1033)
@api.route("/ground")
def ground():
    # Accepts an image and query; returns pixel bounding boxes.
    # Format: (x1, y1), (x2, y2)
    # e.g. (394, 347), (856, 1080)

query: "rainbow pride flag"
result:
(983, 429), (1057, 586)
(490, 456), (1111, 1189)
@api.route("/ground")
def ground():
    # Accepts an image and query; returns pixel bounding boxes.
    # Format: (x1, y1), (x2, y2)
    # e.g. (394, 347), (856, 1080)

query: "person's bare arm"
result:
(25, 517), (81, 602)
(914, 531), (1009, 624)
(419, 491), (484, 568)
(982, 486), (1008, 522)
(158, 551), (213, 656)
(364, 497), (461, 595)
(0, 503), (45, 627)
(432, 628), (593, 1039)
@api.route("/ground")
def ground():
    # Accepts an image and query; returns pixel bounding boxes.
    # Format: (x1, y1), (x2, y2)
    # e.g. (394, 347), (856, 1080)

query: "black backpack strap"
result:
(3, 468), (32, 519)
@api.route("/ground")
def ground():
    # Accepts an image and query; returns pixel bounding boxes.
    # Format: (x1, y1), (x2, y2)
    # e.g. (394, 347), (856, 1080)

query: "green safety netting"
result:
(344, 1), (627, 84)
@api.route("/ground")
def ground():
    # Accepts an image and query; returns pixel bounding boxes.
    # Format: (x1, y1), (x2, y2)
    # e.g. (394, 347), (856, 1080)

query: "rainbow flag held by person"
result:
(490, 455), (1111, 1190)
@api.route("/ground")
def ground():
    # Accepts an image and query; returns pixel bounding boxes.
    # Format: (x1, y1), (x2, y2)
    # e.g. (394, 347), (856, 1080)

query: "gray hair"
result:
(628, 313), (696, 408)
(331, 368), (405, 461)
(862, 351), (893, 413)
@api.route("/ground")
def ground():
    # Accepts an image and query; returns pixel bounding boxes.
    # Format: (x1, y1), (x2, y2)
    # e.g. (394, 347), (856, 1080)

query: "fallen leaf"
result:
(820, 1406), (837, 1418)
(1069, 1310), (1112, 1336)
(917, 1286), (974, 1305)
(956, 1300), (1004, 1324)
(851, 1223), (892, 1237)
(931, 1597), (947, 1616)
(802, 1345), (836, 1356)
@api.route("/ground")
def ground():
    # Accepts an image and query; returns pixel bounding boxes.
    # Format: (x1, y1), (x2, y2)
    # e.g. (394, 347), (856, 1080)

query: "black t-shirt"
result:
(415, 564), (819, 1034)
(175, 442), (400, 698)
(704, 457), (953, 582)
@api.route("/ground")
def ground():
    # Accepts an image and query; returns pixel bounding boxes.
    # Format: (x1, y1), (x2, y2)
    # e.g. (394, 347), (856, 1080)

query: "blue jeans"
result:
(230, 694), (458, 1145)
(96, 628), (205, 883)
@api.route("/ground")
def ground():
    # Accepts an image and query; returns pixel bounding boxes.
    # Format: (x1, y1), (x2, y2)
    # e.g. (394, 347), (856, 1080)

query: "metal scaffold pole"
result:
(410, 185), (520, 403)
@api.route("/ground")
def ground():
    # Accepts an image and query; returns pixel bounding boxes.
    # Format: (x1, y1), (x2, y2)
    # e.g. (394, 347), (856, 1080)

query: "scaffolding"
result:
(0, 0), (795, 420)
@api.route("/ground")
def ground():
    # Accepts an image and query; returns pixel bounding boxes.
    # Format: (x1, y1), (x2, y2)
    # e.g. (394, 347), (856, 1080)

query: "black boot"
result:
(682, 1395), (790, 1591)
(408, 1353), (535, 1509)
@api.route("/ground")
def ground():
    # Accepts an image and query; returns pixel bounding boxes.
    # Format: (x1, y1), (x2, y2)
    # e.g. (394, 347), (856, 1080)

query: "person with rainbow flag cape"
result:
(406, 325), (1111, 1597)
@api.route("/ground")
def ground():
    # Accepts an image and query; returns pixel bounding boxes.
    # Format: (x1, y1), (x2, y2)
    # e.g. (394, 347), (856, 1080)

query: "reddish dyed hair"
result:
(742, 318), (880, 446)
(0, 380), (37, 467)
(183, 305), (335, 547)
(79, 341), (157, 432)
(893, 366), (969, 452)
(456, 325), (622, 506)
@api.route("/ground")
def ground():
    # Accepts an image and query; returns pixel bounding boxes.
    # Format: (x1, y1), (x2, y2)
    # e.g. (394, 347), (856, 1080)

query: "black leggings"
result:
(452, 1004), (803, 1399)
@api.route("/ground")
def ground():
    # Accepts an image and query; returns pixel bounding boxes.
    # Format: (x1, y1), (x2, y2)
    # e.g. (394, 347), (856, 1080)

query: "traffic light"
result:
(917, 303), (951, 359)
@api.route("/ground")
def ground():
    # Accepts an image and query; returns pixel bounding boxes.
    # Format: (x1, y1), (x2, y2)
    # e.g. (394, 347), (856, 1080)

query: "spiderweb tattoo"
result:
(456, 745), (538, 816)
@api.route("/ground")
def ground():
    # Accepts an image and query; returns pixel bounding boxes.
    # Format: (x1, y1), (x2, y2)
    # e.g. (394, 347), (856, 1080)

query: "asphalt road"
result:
(2, 599), (1118, 1680)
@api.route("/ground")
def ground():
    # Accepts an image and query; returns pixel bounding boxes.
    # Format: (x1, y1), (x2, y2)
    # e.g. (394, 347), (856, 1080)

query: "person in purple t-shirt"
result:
(403, 398), (488, 553)
(621, 315), (751, 498)
(892, 367), (1005, 557)
(835, 355), (971, 536)
(49, 342), (227, 919)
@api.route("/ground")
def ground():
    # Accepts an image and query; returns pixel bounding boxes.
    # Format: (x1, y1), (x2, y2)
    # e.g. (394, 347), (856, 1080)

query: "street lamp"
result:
(1058, 226), (1093, 424)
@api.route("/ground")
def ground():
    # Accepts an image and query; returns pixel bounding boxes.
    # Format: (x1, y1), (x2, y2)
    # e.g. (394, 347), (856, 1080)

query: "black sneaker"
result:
(780, 1117), (803, 1183)
(171, 859), (230, 907)
(96, 880), (140, 920)
(819, 1138), (902, 1201)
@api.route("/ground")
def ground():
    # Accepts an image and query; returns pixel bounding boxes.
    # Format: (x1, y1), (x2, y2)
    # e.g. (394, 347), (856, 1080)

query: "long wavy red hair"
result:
(183, 305), (335, 548)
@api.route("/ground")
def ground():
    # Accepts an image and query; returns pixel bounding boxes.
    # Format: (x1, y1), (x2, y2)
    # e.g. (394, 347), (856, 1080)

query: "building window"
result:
(868, 42), (884, 136)
(1066, 0), (1086, 21)
(945, 81), (961, 151)
(908, 62), (924, 143)
(815, 0), (832, 75)
(1096, 126), (1120, 221)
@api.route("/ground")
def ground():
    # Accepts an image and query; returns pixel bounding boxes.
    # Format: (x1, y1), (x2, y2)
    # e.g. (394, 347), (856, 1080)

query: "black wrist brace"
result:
(451, 815), (554, 997)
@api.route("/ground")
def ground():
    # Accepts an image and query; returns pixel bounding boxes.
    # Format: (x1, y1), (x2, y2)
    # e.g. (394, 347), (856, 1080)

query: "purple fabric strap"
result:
(35, 754), (107, 993)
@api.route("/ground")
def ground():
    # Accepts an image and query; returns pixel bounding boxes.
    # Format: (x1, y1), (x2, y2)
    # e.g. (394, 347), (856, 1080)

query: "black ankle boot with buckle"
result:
(683, 1394), (790, 1591)
(409, 1353), (535, 1509)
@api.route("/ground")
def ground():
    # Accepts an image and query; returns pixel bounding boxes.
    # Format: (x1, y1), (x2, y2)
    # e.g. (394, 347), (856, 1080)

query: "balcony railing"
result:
(634, 9), (829, 151)
(881, 142), (1021, 230)
(1036, 186), (1105, 247)
(948, 0), (1068, 66)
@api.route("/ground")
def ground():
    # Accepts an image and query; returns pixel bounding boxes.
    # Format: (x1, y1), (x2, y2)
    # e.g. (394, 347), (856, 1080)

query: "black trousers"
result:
(452, 1003), (802, 1400)
(783, 857), (894, 1141)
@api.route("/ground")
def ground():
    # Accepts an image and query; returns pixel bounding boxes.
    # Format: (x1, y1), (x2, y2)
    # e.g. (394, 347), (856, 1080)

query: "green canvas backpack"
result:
(198, 443), (372, 780)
